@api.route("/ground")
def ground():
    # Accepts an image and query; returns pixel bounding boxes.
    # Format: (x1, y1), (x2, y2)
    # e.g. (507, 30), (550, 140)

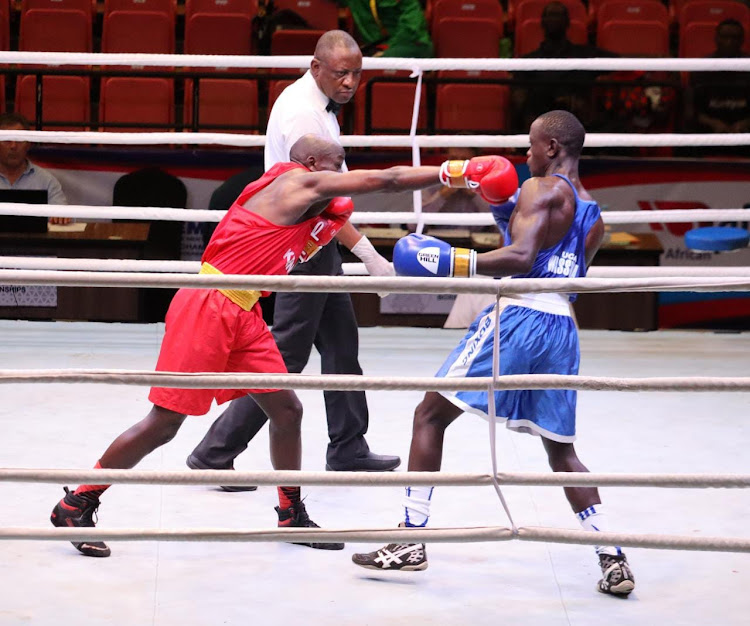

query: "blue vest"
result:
(505, 174), (601, 300)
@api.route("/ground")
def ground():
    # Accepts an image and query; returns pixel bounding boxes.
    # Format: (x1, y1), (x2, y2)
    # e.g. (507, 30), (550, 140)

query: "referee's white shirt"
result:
(264, 70), (347, 172)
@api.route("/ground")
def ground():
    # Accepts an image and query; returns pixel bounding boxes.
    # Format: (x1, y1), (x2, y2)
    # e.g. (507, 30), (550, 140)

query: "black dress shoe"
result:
(326, 452), (401, 472)
(186, 454), (258, 492)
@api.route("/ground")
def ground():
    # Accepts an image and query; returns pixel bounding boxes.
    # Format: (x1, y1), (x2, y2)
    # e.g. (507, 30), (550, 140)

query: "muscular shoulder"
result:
(518, 176), (568, 210)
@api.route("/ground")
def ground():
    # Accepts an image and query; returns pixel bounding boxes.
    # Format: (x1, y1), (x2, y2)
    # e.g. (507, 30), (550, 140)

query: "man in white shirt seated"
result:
(0, 112), (69, 224)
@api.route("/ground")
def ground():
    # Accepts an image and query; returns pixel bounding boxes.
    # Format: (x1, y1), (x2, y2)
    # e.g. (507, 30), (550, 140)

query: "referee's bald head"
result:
(314, 30), (360, 62)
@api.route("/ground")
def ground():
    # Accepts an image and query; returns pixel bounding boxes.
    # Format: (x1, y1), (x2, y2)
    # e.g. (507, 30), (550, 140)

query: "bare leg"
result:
(250, 389), (303, 470)
(408, 392), (463, 471)
(99, 405), (187, 469)
(541, 437), (601, 513)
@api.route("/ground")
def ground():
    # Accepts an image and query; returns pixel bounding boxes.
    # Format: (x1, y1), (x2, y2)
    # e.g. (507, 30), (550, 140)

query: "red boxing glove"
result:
(439, 155), (518, 204)
(299, 197), (354, 263)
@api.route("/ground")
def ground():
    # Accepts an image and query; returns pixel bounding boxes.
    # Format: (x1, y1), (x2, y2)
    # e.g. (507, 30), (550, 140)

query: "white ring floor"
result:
(0, 321), (748, 625)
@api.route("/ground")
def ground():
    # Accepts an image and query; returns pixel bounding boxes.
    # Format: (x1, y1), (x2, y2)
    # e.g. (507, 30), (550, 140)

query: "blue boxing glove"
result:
(393, 234), (476, 278)
(490, 188), (519, 243)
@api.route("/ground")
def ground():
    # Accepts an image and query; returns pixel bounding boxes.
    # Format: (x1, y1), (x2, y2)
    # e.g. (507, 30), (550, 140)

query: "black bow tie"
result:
(326, 99), (342, 115)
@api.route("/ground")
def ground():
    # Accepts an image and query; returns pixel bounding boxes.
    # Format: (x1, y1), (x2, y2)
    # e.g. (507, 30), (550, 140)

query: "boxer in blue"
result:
(352, 110), (635, 597)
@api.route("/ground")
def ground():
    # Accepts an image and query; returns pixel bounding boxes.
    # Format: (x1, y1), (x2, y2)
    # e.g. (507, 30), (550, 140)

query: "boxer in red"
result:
(50, 133), (518, 559)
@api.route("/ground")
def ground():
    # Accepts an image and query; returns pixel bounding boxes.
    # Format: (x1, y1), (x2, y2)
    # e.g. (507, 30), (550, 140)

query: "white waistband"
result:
(499, 292), (572, 316)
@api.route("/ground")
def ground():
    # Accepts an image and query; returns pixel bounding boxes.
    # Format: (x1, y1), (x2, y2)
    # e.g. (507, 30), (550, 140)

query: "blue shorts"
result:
(436, 296), (579, 442)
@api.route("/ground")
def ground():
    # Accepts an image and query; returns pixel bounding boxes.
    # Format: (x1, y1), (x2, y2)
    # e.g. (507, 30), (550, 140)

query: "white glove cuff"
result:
(350, 235), (379, 263)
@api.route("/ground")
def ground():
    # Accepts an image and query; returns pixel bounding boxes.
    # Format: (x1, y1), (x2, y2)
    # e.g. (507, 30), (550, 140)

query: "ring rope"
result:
(2, 269), (750, 294)
(0, 130), (748, 148)
(2, 468), (749, 488)
(0, 370), (748, 392)
(1, 526), (748, 553)
(1, 204), (747, 225)
(5, 257), (750, 278)
(0, 51), (749, 72)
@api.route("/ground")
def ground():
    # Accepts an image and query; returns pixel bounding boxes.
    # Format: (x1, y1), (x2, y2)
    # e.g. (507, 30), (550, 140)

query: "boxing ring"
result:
(0, 51), (749, 625)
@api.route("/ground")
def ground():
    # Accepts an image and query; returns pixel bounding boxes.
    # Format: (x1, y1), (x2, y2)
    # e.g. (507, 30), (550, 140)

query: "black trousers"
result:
(190, 244), (370, 467)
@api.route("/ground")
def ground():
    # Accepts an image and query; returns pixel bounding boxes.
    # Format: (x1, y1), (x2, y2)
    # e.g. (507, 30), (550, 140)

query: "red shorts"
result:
(148, 288), (286, 416)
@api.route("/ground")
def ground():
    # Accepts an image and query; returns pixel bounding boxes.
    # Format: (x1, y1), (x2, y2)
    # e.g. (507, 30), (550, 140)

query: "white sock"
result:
(403, 486), (434, 527)
(576, 504), (622, 557)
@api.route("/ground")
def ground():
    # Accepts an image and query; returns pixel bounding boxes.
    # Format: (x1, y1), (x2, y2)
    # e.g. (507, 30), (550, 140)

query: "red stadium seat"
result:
(598, 19), (669, 55)
(100, 77), (174, 131)
(590, 0), (663, 23)
(267, 79), (295, 112)
(104, 0), (175, 17)
(20, 9), (92, 52)
(0, 0), (10, 50)
(102, 11), (175, 54)
(598, 0), (669, 41)
(272, 0), (339, 30)
(680, 0), (750, 25)
(433, 17), (501, 57)
(353, 76), (428, 134)
(679, 19), (750, 56)
(184, 78), (258, 132)
(430, 0), (503, 31)
(514, 0), (588, 26)
(270, 29), (326, 55)
(185, 0), (258, 21)
(20, 0), (94, 18)
(15, 75), (90, 130)
(514, 17), (587, 56)
(435, 80), (510, 132)
(184, 13), (253, 54)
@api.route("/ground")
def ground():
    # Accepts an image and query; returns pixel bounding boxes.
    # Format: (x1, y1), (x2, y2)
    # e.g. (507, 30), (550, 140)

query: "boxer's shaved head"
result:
(535, 110), (585, 158)
(289, 134), (345, 172)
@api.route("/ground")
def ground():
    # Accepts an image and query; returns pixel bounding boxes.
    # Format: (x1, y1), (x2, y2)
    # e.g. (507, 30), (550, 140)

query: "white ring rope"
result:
(0, 370), (748, 392)
(1, 51), (749, 72)
(0, 204), (747, 226)
(5, 257), (750, 278)
(2, 468), (749, 488)
(2, 269), (750, 294)
(1, 130), (748, 147)
(1, 526), (748, 553)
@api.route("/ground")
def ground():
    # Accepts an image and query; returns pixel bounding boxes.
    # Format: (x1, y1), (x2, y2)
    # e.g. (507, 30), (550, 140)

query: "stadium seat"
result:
(104, 0), (175, 17)
(0, 0), (10, 50)
(270, 29), (326, 55)
(597, 0), (669, 41)
(20, 0), (95, 18)
(354, 76), (428, 134)
(430, 0), (503, 31)
(598, 19), (669, 55)
(20, 9), (92, 52)
(679, 0), (750, 25)
(590, 0), (663, 23)
(514, 17), (587, 56)
(433, 17), (501, 57)
(184, 78), (259, 132)
(15, 75), (90, 130)
(184, 13), (253, 54)
(514, 0), (587, 26)
(185, 0), (258, 21)
(100, 77), (174, 131)
(272, 0), (339, 30)
(435, 80), (510, 132)
(102, 11), (175, 54)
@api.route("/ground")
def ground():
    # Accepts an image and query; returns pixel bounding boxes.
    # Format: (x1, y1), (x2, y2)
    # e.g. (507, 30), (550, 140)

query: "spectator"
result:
(511, 1), (614, 131)
(344, 0), (433, 57)
(690, 19), (750, 146)
(0, 112), (69, 224)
